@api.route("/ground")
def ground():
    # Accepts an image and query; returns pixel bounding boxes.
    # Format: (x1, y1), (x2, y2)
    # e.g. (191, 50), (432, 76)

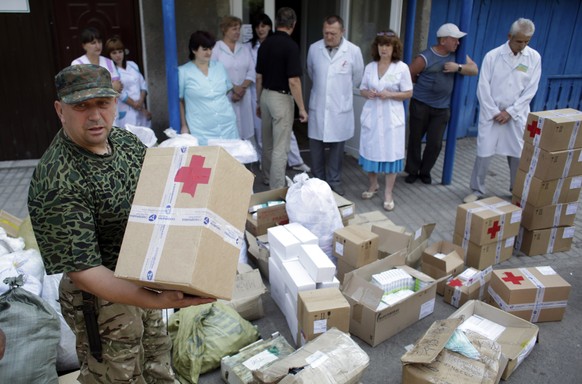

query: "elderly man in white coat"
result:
(307, 15), (364, 196)
(464, 18), (541, 203)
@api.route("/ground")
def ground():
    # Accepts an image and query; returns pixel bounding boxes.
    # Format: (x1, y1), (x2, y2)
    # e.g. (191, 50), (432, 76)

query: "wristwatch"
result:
(458, 64), (463, 72)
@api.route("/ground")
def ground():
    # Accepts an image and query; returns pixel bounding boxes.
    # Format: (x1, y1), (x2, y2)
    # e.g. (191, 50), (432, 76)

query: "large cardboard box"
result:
(246, 188), (289, 236)
(115, 146), (253, 299)
(519, 142), (582, 180)
(487, 266), (571, 322)
(515, 226), (575, 256)
(520, 201), (578, 230)
(420, 241), (465, 296)
(443, 266), (492, 308)
(453, 233), (514, 270)
(297, 288), (350, 346)
(512, 170), (582, 208)
(401, 318), (506, 384)
(523, 108), (582, 151)
(454, 197), (522, 246)
(332, 225), (379, 268)
(252, 328), (369, 384)
(448, 300), (539, 380)
(221, 332), (295, 384)
(371, 221), (436, 268)
(341, 251), (437, 347)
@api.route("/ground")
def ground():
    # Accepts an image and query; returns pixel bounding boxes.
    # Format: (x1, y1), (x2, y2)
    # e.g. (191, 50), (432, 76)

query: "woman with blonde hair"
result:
(211, 16), (256, 142)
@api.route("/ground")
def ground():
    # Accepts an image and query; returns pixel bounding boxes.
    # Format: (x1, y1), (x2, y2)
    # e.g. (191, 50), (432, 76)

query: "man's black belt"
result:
(265, 88), (291, 95)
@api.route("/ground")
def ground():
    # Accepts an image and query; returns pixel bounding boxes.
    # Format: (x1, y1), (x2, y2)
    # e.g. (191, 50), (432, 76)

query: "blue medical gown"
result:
(178, 60), (239, 145)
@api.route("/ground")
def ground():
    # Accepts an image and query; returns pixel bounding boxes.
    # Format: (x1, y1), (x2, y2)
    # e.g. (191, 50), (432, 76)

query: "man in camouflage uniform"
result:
(28, 64), (213, 383)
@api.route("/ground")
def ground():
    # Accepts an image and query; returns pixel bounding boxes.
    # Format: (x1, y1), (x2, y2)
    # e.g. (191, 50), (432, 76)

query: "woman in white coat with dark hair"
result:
(359, 31), (413, 211)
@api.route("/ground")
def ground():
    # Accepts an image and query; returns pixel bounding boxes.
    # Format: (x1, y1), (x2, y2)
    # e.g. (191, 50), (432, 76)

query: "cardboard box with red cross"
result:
(487, 266), (571, 322)
(454, 197), (522, 246)
(523, 108), (582, 152)
(115, 146), (254, 299)
(443, 266), (493, 308)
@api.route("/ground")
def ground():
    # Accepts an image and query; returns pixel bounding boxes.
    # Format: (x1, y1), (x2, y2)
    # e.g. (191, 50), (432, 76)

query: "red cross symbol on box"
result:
(448, 279), (463, 287)
(487, 220), (501, 239)
(527, 120), (541, 138)
(502, 272), (524, 285)
(174, 155), (211, 197)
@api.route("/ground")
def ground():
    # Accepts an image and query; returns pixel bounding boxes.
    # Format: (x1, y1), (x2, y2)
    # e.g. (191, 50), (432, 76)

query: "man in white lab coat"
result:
(464, 18), (542, 203)
(307, 15), (364, 195)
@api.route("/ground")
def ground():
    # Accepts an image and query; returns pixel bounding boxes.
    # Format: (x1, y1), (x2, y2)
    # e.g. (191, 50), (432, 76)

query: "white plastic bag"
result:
(207, 139), (259, 164)
(123, 124), (158, 147)
(0, 246), (45, 296)
(158, 128), (199, 148)
(285, 174), (344, 261)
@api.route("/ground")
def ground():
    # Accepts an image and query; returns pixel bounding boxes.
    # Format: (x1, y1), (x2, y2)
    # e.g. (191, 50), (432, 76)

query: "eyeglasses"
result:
(377, 31), (396, 37)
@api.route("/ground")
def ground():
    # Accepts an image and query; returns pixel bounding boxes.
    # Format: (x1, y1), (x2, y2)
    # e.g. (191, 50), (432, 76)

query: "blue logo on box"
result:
(203, 217), (210, 225)
(148, 214), (157, 222)
(147, 271), (154, 280)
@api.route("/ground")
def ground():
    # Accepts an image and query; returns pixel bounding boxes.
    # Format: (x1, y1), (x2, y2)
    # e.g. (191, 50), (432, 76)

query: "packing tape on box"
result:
(552, 178), (565, 205)
(568, 120), (580, 150)
(562, 150), (574, 179)
(487, 269), (568, 323)
(516, 336), (537, 371)
(128, 147), (244, 282)
(547, 227), (558, 254)
(552, 205), (564, 228)
(532, 117), (544, 147)
(462, 201), (508, 248)
(519, 146), (540, 207)
(450, 266), (492, 307)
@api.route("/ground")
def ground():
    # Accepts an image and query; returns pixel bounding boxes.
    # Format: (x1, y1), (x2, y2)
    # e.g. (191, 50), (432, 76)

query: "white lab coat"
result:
(307, 38), (364, 142)
(359, 61), (413, 162)
(211, 40), (256, 140)
(477, 42), (542, 158)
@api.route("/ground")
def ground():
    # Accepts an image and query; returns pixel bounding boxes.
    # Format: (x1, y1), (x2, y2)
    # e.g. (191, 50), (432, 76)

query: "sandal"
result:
(383, 200), (395, 211)
(361, 188), (378, 199)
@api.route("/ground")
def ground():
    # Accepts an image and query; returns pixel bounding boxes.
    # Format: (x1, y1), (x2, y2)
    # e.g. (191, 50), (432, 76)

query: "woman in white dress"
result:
(71, 27), (122, 93)
(211, 16), (255, 141)
(359, 31), (413, 211)
(104, 36), (152, 128)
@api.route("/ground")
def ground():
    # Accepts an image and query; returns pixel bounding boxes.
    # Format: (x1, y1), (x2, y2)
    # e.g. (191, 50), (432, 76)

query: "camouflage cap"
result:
(55, 64), (119, 104)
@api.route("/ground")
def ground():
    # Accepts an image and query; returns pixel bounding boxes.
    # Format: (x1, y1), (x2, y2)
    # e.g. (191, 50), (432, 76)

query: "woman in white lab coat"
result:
(212, 16), (256, 140)
(359, 31), (413, 211)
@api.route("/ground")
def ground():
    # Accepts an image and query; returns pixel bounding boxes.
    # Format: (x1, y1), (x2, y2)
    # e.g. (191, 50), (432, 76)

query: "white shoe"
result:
(292, 163), (311, 173)
(463, 193), (480, 203)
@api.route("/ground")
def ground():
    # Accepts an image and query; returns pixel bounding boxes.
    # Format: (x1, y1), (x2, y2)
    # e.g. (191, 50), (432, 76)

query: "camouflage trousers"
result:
(59, 275), (176, 383)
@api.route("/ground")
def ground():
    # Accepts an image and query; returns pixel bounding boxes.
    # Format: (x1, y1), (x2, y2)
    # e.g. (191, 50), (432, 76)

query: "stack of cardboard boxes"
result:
(267, 222), (350, 346)
(453, 196), (522, 269)
(513, 108), (582, 255)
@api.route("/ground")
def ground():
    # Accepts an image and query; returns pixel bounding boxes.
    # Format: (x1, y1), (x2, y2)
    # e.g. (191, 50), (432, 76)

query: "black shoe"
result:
(405, 174), (418, 184)
(420, 174), (432, 184)
(330, 184), (345, 196)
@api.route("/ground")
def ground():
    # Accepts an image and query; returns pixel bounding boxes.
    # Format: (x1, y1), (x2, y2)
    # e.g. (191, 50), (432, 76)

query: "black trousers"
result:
(405, 98), (451, 177)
